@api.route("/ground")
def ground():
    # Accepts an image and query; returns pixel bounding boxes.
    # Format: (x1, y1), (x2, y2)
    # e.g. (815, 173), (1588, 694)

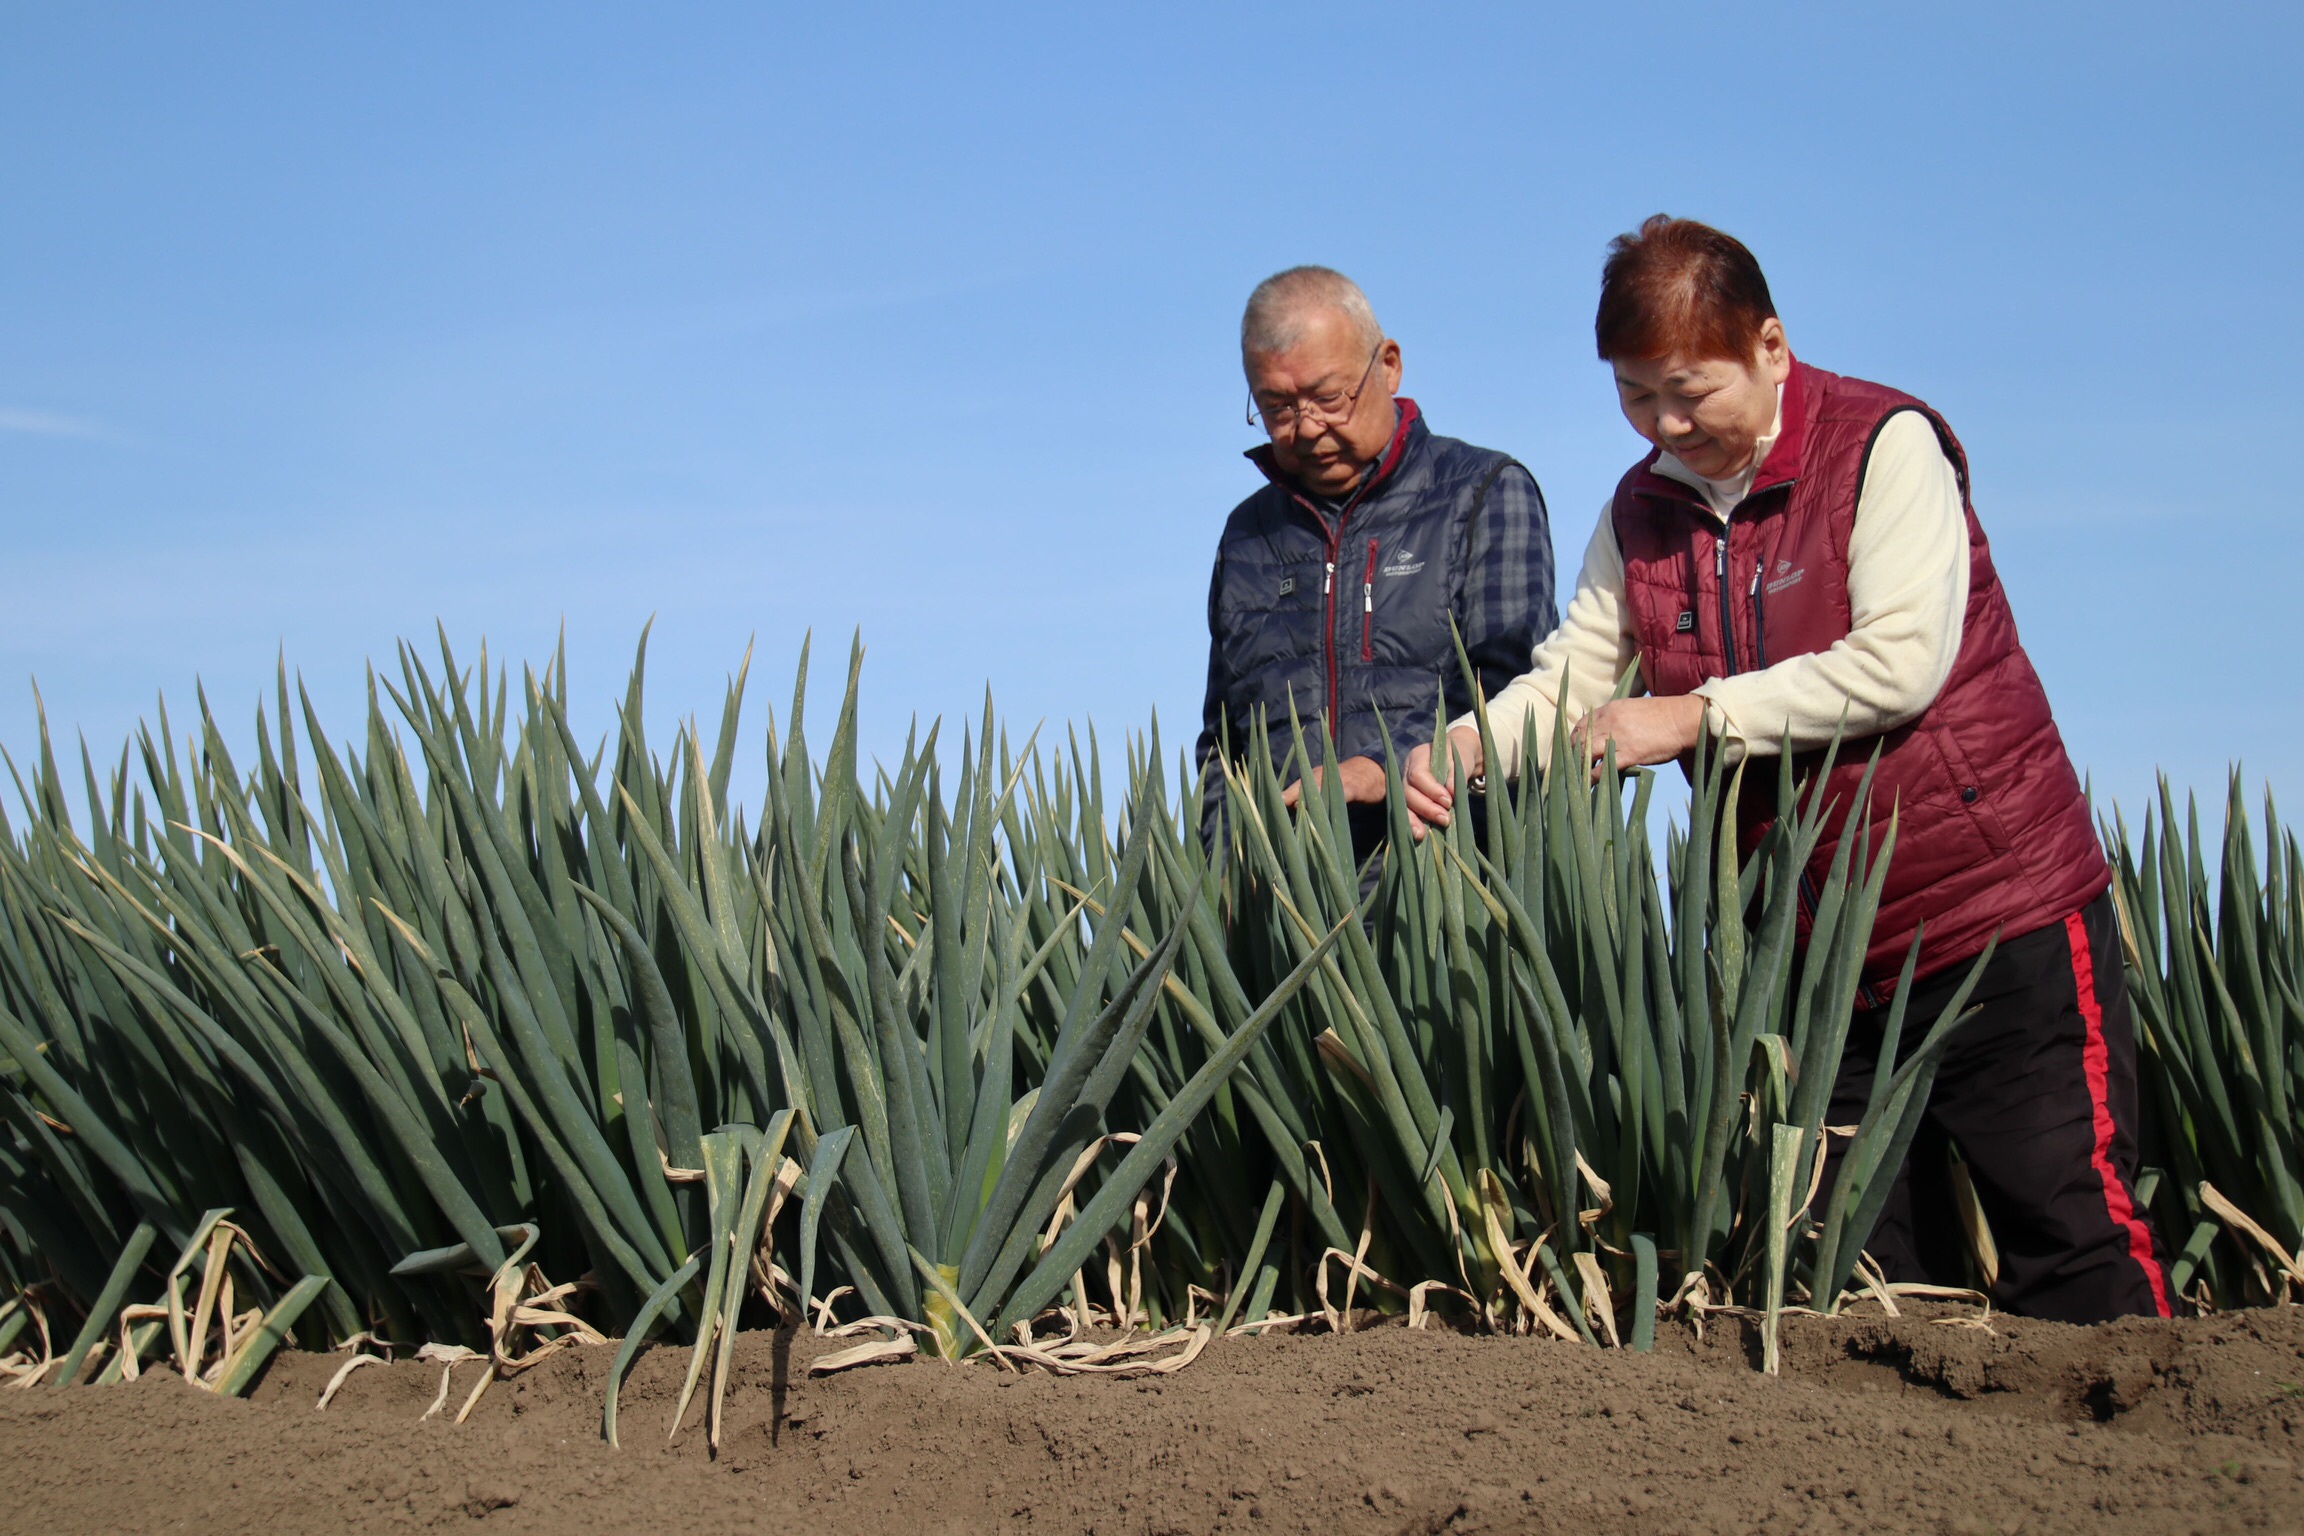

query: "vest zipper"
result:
(1297, 465), (1382, 736)
(1321, 556), (1339, 723)
(1361, 538), (1379, 662)
(1714, 531), (1739, 677)
(1750, 556), (1769, 669)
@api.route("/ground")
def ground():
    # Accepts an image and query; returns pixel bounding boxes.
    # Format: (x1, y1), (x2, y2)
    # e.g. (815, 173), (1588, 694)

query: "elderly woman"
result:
(1406, 216), (2169, 1323)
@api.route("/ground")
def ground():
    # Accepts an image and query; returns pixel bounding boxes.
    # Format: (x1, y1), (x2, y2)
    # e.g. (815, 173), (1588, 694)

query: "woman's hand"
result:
(1402, 725), (1485, 840)
(1571, 696), (1706, 775)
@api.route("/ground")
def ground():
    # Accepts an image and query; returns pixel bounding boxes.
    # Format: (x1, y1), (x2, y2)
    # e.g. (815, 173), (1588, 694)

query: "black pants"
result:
(1823, 891), (2171, 1323)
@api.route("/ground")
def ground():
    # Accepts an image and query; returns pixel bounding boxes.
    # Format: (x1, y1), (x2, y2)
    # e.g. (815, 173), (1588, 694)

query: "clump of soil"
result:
(6, 1306), (2304, 1534)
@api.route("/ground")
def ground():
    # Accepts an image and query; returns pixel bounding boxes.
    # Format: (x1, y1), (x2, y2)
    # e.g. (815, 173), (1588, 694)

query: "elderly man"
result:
(1195, 266), (1555, 861)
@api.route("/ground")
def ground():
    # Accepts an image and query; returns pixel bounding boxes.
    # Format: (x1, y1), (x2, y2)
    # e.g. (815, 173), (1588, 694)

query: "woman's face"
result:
(1612, 318), (1791, 481)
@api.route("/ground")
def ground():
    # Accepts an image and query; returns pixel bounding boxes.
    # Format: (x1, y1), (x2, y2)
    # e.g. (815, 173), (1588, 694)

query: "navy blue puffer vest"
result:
(1197, 401), (1553, 828)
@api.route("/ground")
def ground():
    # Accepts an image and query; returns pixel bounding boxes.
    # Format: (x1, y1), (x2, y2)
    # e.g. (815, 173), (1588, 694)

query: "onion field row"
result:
(0, 635), (2294, 1411)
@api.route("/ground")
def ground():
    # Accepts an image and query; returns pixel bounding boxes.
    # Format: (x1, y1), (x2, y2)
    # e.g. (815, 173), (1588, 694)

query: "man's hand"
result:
(1280, 754), (1388, 811)
(1401, 725), (1484, 841)
(1571, 696), (1706, 775)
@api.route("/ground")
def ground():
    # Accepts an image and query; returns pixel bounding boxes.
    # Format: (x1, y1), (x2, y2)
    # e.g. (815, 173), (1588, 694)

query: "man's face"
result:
(1246, 307), (1403, 497)
(1611, 318), (1792, 482)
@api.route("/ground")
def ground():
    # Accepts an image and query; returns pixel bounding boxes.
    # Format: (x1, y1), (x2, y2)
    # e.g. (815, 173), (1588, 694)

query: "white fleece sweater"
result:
(1470, 408), (1971, 778)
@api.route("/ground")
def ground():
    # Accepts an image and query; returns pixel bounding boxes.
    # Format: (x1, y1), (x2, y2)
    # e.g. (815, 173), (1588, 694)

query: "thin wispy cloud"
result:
(0, 406), (110, 440)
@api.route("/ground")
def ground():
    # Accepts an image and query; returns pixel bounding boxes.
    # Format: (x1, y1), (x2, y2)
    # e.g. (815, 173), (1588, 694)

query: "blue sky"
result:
(3, 2), (2297, 838)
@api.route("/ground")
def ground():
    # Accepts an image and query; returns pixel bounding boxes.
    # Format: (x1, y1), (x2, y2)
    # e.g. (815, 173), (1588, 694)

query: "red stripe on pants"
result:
(2064, 911), (2172, 1317)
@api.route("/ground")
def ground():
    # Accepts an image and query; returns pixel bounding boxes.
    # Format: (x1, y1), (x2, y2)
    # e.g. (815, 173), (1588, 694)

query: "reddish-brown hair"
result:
(1594, 215), (1778, 363)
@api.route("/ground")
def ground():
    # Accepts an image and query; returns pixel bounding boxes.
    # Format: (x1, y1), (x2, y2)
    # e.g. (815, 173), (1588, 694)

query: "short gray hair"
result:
(1240, 266), (1383, 359)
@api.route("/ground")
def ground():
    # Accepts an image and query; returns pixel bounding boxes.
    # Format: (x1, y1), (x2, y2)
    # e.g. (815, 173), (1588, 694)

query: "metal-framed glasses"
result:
(1247, 344), (1382, 432)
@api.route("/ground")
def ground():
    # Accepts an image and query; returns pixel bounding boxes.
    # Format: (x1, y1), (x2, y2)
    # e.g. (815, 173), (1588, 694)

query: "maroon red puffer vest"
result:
(1612, 360), (2107, 988)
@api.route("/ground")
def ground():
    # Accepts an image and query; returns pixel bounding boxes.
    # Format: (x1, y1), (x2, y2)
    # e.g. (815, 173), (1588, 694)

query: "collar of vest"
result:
(1244, 396), (1425, 504)
(1622, 359), (1815, 511)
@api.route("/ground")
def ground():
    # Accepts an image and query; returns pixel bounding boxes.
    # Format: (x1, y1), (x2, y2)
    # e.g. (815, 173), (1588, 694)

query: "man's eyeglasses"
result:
(1247, 344), (1383, 433)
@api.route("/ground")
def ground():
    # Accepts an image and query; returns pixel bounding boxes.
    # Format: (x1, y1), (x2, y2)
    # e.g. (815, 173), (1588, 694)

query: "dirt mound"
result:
(6, 1308), (2303, 1535)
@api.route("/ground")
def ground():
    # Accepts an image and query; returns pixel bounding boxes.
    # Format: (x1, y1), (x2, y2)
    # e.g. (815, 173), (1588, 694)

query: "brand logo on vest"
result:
(1381, 549), (1425, 577)
(1277, 577), (1296, 597)
(1766, 559), (1806, 596)
(1675, 611), (1695, 634)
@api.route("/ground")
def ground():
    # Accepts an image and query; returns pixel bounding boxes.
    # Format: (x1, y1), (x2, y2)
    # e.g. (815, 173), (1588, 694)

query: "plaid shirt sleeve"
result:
(1195, 551), (1231, 846)
(1451, 460), (1557, 719)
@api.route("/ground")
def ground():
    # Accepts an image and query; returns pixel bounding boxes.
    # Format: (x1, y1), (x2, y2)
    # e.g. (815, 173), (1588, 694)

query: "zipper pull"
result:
(1323, 561), (1335, 595)
(1361, 541), (1378, 662)
(1714, 535), (1737, 676)
(1751, 556), (1771, 669)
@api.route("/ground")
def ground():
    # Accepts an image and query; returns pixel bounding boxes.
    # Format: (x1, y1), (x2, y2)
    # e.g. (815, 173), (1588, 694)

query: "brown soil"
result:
(6, 1307), (2303, 1535)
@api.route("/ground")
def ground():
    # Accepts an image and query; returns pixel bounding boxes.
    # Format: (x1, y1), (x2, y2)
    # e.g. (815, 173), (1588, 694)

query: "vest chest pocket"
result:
(1629, 563), (1710, 697)
(1218, 554), (1326, 678)
(1362, 533), (1456, 666)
